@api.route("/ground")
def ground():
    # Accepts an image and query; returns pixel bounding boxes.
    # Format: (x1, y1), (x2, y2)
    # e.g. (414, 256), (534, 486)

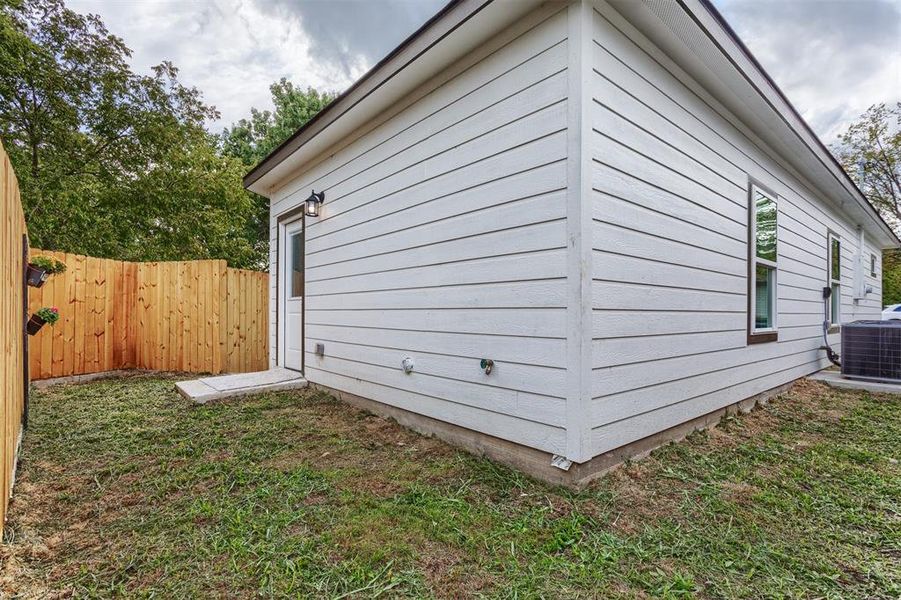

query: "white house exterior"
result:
(245, 0), (898, 485)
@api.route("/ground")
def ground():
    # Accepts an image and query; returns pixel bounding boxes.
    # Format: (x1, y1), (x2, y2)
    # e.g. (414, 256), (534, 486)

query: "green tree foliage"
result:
(833, 103), (901, 307)
(221, 80), (335, 167)
(220, 80), (335, 248)
(834, 103), (901, 228)
(0, 0), (261, 268)
(882, 249), (901, 306)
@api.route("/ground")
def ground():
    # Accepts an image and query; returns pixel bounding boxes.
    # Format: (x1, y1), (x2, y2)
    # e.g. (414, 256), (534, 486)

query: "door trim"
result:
(276, 208), (305, 373)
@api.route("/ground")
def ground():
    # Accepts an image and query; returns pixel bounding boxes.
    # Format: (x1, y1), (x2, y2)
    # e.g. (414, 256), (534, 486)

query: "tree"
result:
(221, 80), (335, 167)
(882, 249), (901, 306)
(0, 0), (261, 268)
(833, 103), (901, 307)
(833, 102), (901, 231)
(220, 80), (335, 252)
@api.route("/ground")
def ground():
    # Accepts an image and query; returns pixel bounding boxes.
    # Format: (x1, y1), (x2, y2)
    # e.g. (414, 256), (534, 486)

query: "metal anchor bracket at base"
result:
(550, 455), (573, 471)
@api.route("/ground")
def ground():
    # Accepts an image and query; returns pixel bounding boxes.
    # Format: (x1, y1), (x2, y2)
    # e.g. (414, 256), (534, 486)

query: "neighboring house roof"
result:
(244, 0), (899, 249)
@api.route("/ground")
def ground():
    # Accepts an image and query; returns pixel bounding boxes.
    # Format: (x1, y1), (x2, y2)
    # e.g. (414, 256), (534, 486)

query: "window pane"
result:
(831, 238), (841, 281)
(871, 254), (877, 277)
(290, 233), (303, 297)
(755, 264), (775, 329)
(831, 283), (840, 323)
(755, 190), (777, 262)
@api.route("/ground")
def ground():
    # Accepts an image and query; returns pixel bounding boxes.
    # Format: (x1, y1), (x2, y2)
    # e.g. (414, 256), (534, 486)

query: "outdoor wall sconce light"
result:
(304, 190), (325, 217)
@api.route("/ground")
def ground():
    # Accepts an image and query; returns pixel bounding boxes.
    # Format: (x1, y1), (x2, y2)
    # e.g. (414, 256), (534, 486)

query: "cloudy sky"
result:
(68, 0), (900, 144)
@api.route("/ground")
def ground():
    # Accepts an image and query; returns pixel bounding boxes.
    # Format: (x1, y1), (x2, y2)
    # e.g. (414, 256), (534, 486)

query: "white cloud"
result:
(67, 0), (901, 143)
(712, 0), (901, 144)
(67, 0), (365, 130)
(256, 0), (444, 78)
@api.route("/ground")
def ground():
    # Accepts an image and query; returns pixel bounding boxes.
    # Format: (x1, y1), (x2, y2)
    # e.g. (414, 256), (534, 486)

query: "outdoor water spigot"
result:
(401, 356), (415, 374)
(480, 358), (494, 375)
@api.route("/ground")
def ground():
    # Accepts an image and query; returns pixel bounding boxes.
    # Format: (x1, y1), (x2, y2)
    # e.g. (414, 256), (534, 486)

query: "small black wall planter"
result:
(26, 314), (46, 335)
(26, 264), (49, 288)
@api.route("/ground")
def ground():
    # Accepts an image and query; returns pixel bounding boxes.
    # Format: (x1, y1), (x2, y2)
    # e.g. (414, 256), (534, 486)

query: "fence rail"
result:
(28, 251), (268, 380)
(1, 140), (27, 530)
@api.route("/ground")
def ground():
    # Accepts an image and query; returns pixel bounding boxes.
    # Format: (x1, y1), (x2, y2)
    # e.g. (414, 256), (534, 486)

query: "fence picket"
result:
(27, 250), (268, 379)
(1, 140), (27, 531)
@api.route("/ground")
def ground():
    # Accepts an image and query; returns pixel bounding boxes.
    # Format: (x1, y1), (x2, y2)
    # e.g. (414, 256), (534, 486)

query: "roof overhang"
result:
(244, 0), (544, 197)
(606, 0), (899, 249)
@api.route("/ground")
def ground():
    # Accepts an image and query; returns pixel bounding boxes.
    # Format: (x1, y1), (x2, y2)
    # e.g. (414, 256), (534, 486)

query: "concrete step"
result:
(176, 367), (307, 404)
(808, 369), (901, 394)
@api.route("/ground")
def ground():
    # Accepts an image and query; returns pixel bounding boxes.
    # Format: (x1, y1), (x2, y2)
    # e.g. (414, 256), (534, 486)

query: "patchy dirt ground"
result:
(1, 375), (898, 598)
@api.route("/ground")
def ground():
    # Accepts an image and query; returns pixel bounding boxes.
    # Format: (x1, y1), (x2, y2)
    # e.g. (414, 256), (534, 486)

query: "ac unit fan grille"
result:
(841, 320), (901, 382)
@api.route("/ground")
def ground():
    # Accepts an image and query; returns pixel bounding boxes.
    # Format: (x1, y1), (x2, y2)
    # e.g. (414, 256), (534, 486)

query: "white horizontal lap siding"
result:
(851, 236), (884, 320)
(269, 7), (571, 455)
(587, 0), (875, 456)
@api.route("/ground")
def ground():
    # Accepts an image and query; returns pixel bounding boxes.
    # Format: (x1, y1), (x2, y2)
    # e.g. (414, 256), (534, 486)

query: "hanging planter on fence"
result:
(26, 256), (67, 288)
(27, 307), (60, 336)
(25, 264), (49, 288)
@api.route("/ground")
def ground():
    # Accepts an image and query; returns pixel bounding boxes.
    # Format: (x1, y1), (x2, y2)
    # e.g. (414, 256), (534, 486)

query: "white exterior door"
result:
(279, 219), (304, 371)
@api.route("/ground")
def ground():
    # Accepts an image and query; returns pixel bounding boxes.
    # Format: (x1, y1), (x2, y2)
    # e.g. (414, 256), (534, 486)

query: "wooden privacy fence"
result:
(27, 251), (268, 380)
(1, 140), (27, 529)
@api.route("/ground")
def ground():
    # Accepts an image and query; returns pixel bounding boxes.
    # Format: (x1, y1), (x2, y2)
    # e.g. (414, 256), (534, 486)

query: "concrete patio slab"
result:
(808, 369), (901, 394)
(175, 367), (307, 404)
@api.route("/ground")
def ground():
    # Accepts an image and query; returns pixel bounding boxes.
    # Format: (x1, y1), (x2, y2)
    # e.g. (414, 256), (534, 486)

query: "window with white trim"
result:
(827, 233), (841, 324)
(750, 185), (778, 341)
(871, 253), (877, 277)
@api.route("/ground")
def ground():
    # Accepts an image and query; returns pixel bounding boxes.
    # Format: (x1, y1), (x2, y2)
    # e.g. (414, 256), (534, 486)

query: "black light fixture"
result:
(304, 190), (325, 217)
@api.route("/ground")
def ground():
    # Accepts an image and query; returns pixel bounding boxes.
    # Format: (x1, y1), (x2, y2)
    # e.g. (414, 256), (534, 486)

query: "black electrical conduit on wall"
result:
(821, 286), (841, 367)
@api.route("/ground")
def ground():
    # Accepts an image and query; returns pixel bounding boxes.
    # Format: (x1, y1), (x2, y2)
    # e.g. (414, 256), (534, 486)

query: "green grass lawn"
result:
(1, 375), (898, 598)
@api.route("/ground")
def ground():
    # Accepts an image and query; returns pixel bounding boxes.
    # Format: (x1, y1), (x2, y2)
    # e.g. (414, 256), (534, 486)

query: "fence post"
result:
(21, 234), (28, 430)
(217, 262), (228, 375)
